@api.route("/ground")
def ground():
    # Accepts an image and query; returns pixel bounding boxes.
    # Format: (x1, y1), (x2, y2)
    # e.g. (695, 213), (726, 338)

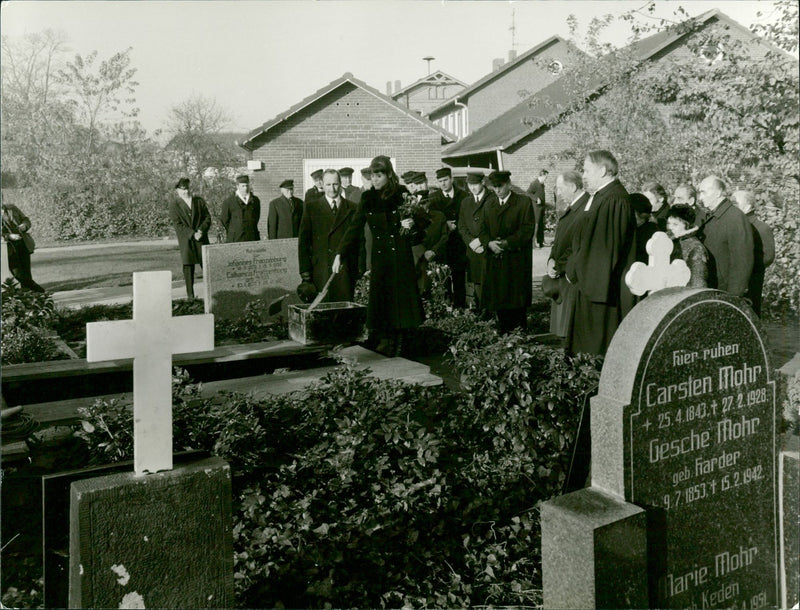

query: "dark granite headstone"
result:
(592, 288), (779, 608)
(68, 456), (233, 608)
(43, 451), (206, 608)
(202, 239), (301, 320)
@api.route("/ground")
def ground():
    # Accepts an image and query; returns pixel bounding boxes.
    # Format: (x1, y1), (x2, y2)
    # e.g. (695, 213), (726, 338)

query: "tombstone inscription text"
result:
(202, 239), (300, 320)
(593, 288), (778, 609)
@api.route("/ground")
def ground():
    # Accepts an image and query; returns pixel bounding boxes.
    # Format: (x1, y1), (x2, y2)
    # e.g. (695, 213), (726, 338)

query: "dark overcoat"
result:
(565, 179), (635, 356)
(548, 192), (589, 337)
(304, 187), (324, 204)
(220, 193), (260, 242)
(298, 197), (359, 303)
(428, 186), (469, 268)
(268, 195), (303, 239)
(168, 196), (211, 265)
(744, 212), (775, 315)
(700, 198), (753, 297)
(338, 185), (424, 332)
(478, 192), (535, 311)
(651, 203), (671, 232)
(458, 188), (494, 285)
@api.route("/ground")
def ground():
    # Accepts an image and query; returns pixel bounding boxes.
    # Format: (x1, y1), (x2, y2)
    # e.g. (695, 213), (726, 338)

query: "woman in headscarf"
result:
(333, 156), (424, 356)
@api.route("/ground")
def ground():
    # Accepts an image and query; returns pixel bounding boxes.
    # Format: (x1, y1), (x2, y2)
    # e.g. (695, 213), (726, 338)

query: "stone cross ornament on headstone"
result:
(86, 270), (214, 475)
(626, 231), (691, 296)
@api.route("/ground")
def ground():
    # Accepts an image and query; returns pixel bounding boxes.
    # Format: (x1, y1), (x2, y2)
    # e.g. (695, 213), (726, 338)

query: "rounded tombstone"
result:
(592, 287), (778, 609)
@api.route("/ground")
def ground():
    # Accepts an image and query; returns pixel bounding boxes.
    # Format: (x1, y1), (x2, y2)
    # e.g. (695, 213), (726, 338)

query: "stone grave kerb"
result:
(86, 270), (214, 475)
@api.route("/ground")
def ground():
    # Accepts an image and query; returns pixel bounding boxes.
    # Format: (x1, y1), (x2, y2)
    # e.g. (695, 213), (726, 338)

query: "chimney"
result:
(394, 80), (401, 93)
(386, 81), (392, 95)
(492, 58), (504, 72)
(508, 49), (517, 62)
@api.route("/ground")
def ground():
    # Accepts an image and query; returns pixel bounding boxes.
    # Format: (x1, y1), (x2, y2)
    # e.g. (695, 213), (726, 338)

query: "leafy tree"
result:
(1, 29), (72, 183)
(165, 94), (236, 175)
(56, 48), (139, 162)
(539, 2), (799, 316)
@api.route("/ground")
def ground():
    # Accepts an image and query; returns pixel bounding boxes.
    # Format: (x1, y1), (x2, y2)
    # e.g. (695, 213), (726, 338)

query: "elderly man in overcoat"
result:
(479, 171), (535, 333)
(268, 179), (303, 239)
(169, 178), (211, 299)
(698, 176), (753, 298)
(220, 175), (260, 242)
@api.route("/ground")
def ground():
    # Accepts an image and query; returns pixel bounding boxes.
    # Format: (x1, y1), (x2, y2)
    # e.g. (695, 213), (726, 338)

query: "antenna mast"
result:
(510, 8), (517, 51)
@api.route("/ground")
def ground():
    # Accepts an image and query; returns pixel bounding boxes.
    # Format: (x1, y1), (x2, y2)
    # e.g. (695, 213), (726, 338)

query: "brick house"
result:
(239, 72), (454, 236)
(441, 10), (781, 198)
(427, 36), (585, 141)
(389, 70), (467, 117)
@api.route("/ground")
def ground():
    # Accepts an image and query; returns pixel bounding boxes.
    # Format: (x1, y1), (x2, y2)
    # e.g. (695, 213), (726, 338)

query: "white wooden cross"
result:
(86, 271), (214, 475)
(625, 231), (691, 296)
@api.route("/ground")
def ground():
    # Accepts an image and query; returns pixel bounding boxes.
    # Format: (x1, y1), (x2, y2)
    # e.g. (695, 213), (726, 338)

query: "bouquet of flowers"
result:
(397, 192), (431, 235)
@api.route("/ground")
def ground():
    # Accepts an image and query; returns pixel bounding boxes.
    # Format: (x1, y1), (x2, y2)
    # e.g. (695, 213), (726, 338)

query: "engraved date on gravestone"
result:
(625, 296), (777, 609)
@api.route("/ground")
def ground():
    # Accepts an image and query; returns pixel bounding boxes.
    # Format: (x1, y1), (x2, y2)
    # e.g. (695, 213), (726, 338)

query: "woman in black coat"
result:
(334, 156), (424, 356)
(169, 178), (211, 299)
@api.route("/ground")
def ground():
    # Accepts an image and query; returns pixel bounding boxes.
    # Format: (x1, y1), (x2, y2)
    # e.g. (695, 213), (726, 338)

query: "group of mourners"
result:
(167, 150), (774, 358)
(545, 151), (774, 357)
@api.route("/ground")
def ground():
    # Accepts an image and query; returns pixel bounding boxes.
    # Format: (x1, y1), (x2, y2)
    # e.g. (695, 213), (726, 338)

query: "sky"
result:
(0, 0), (782, 139)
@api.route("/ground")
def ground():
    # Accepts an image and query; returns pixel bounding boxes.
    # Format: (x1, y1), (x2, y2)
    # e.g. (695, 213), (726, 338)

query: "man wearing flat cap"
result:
(298, 169), (360, 303)
(268, 179), (304, 239)
(220, 174), (261, 242)
(429, 167), (469, 307)
(305, 169), (325, 204)
(169, 178), (211, 299)
(480, 170), (534, 333)
(339, 167), (362, 205)
(459, 172), (494, 308)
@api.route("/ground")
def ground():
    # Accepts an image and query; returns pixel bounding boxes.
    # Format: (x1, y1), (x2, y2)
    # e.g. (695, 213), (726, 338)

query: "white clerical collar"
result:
(570, 191), (587, 207)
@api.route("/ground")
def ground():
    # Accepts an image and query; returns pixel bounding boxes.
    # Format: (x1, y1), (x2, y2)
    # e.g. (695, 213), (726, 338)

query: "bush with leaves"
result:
(72, 340), (601, 608)
(1, 278), (64, 364)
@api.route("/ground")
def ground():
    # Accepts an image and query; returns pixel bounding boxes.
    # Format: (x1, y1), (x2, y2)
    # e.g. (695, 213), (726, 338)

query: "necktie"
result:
(332, 200), (338, 213)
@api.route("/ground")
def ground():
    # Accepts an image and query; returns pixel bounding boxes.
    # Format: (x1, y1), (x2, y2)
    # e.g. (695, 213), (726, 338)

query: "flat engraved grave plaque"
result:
(593, 288), (778, 609)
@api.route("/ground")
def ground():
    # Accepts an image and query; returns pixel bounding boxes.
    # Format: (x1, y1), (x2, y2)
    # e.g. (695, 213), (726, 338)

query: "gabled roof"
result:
(443, 10), (774, 159)
(240, 72), (455, 151)
(391, 70), (467, 98)
(427, 35), (582, 118)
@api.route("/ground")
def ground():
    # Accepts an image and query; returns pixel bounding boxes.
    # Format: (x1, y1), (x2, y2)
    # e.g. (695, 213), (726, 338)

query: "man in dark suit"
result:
(268, 179), (303, 239)
(698, 176), (754, 298)
(527, 169), (548, 248)
(480, 170), (535, 333)
(732, 190), (774, 316)
(219, 174), (260, 242)
(298, 169), (359, 303)
(565, 150), (636, 356)
(429, 167), (470, 307)
(458, 172), (494, 309)
(304, 169), (325, 204)
(339, 167), (362, 204)
(673, 183), (706, 226)
(546, 171), (589, 341)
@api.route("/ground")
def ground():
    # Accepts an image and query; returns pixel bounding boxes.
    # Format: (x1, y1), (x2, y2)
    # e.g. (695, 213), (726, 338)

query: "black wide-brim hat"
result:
(541, 274), (560, 301)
